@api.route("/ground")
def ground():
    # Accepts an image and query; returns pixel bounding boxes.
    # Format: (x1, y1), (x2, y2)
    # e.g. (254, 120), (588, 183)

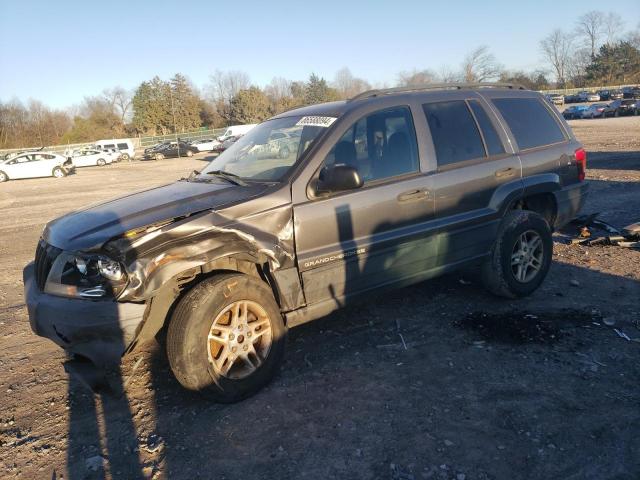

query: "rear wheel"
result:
(120, 153), (130, 161)
(481, 210), (552, 299)
(97, 158), (106, 166)
(155, 153), (164, 161)
(0, 171), (8, 182)
(186, 150), (194, 157)
(167, 273), (287, 403)
(52, 167), (65, 178)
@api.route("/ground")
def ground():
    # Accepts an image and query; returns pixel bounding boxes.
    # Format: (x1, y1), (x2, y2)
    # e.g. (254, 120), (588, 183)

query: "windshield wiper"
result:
(205, 170), (249, 186)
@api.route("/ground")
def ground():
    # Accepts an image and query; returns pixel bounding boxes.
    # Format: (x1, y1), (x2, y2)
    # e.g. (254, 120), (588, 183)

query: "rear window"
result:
(468, 100), (505, 156)
(103, 144), (115, 149)
(492, 98), (565, 150)
(423, 100), (485, 166)
(117, 143), (128, 149)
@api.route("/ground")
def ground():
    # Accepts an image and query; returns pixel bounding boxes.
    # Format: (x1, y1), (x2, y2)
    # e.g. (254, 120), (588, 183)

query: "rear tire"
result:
(481, 210), (552, 299)
(0, 171), (8, 182)
(97, 158), (106, 166)
(167, 273), (287, 403)
(155, 153), (164, 161)
(52, 167), (65, 178)
(121, 153), (130, 161)
(186, 150), (194, 157)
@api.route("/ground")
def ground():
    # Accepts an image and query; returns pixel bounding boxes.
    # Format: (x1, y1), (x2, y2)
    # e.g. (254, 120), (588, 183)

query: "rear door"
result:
(485, 93), (575, 187)
(293, 105), (438, 306)
(419, 92), (523, 265)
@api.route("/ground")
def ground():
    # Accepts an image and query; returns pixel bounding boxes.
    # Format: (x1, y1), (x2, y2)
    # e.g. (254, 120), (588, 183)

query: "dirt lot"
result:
(1, 118), (639, 480)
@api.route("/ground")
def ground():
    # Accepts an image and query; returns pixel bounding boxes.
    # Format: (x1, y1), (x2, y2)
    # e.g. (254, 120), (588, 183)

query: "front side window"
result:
(321, 106), (419, 183)
(492, 97), (566, 150)
(423, 101), (485, 166)
(200, 115), (331, 181)
(117, 143), (128, 149)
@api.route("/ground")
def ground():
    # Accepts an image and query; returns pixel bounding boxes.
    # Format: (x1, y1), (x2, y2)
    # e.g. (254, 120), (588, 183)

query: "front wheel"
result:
(167, 273), (287, 403)
(120, 153), (130, 161)
(52, 167), (65, 178)
(0, 171), (8, 182)
(186, 150), (194, 157)
(481, 210), (552, 299)
(155, 153), (164, 161)
(97, 158), (106, 166)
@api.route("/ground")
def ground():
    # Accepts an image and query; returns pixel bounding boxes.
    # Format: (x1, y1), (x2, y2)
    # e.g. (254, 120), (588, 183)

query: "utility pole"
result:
(170, 87), (180, 158)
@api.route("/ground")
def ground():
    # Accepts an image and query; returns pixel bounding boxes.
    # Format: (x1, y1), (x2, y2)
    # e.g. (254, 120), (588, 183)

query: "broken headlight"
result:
(44, 252), (128, 299)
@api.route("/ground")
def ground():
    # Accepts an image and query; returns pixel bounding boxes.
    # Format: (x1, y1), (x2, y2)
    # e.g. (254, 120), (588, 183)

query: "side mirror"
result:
(316, 164), (363, 194)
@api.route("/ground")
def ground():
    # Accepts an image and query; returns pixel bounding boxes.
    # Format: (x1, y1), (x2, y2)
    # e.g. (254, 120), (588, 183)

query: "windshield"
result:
(200, 116), (334, 181)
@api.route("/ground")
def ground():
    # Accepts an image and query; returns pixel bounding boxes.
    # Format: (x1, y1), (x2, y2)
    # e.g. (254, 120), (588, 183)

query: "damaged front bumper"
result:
(23, 262), (147, 368)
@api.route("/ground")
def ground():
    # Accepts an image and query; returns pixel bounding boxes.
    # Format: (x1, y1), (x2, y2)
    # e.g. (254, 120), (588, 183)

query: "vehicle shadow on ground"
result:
(588, 151), (640, 172)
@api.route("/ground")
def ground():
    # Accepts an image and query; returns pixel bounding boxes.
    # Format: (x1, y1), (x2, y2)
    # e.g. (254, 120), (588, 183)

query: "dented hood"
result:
(44, 180), (268, 251)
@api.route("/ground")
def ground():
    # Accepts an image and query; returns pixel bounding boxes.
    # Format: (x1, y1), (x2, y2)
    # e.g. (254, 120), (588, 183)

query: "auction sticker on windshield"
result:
(295, 116), (337, 128)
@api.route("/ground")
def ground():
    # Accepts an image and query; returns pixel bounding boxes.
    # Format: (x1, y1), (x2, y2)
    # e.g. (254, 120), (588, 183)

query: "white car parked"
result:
(0, 152), (74, 182)
(189, 138), (220, 151)
(70, 149), (114, 167)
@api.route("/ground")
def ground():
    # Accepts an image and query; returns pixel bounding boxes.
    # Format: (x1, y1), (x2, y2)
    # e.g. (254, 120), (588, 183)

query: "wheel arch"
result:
(491, 174), (560, 228)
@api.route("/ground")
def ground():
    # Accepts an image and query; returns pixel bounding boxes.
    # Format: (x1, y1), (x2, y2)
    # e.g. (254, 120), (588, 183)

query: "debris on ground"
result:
(565, 214), (640, 249)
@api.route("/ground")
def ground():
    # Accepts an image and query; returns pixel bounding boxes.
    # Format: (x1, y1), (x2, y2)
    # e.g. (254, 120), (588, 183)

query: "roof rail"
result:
(349, 82), (527, 102)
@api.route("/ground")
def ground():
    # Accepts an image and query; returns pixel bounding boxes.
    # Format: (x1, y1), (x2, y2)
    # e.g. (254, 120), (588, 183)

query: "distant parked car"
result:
(576, 91), (590, 102)
(564, 93), (578, 104)
(610, 90), (624, 100)
(586, 93), (600, 102)
(144, 142), (170, 155)
(622, 87), (640, 99)
(596, 90), (611, 101)
(603, 99), (639, 117)
(0, 152), (74, 182)
(69, 149), (114, 167)
(562, 105), (589, 119)
(547, 93), (564, 105)
(189, 138), (220, 152)
(143, 141), (198, 160)
(94, 139), (135, 161)
(211, 135), (241, 154)
(581, 103), (607, 118)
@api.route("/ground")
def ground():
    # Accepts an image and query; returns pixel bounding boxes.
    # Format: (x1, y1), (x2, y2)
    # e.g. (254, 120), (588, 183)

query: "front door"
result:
(293, 106), (437, 306)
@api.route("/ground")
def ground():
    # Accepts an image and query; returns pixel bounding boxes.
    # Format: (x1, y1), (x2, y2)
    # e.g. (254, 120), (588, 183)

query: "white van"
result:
(217, 124), (257, 142)
(94, 139), (135, 161)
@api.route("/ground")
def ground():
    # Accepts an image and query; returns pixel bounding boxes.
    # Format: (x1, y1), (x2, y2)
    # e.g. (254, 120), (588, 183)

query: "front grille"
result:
(34, 240), (61, 291)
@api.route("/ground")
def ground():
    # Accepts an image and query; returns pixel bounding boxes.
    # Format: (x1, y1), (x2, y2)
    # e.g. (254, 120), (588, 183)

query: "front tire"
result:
(121, 153), (130, 161)
(155, 153), (164, 161)
(167, 273), (287, 403)
(52, 167), (65, 178)
(0, 171), (8, 182)
(481, 210), (552, 299)
(186, 150), (194, 157)
(97, 158), (106, 166)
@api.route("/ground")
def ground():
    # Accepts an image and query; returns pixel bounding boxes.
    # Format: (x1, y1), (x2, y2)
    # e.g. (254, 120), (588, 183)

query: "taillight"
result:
(575, 148), (587, 181)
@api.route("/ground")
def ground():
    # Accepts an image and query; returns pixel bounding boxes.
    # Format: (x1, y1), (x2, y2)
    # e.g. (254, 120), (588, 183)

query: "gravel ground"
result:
(1, 117), (639, 480)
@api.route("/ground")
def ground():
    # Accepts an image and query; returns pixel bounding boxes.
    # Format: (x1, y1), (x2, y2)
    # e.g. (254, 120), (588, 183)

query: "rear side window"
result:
(492, 98), (565, 150)
(104, 144), (115, 149)
(423, 101), (485, 166)
(117, 143), (128, 149)
(468, 100), (505, 156)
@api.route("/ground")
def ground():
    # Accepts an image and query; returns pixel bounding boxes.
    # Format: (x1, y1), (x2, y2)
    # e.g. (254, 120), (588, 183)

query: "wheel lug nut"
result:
(229, 334), (234, 340)
(247, 332), (252, 337)
(232, 346), (237, 352)
(243, 345), (248, 351)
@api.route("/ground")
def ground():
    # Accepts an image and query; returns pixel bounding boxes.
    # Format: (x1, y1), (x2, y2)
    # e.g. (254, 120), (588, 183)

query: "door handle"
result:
(495, 167), (515, 178)
(397, 189), (429, 202)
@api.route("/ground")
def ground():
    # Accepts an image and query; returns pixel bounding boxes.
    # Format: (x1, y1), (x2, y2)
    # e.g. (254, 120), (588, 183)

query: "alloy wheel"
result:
(207, 300), (273, 379)
(510, 230), (544, 283)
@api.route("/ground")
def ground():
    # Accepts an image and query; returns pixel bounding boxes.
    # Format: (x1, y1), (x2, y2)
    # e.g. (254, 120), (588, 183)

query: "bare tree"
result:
(603, 12), (624, 46)
(540, 29), (574, 86)
(396, 69), (438, 87)
(264, 77), (292, 102)
(438, 65), (460, 83)
(461, 46), (502, 82)
(332, 67), (371, 98)
(103, 87), (132, 124)
(207, 70), (250, 104)
(576, 11), (604, 58)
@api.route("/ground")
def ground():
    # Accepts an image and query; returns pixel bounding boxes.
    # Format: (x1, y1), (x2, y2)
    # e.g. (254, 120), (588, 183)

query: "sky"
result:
(0, 0), (638, 109)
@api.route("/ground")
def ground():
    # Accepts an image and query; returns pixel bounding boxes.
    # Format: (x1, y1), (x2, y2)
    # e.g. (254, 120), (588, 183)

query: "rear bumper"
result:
(554, 182), (589, 229)
(23, 262), (147, 368)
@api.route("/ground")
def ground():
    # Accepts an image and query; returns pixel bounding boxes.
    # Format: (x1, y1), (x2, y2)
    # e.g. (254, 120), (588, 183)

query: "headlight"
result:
(45, 252), (128, 299)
